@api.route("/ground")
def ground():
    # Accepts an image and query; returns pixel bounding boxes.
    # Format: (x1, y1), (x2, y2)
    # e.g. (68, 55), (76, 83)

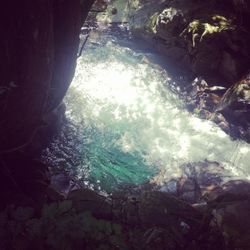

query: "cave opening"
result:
(42, 0), (250, 195)
(1, 1), (250, 249)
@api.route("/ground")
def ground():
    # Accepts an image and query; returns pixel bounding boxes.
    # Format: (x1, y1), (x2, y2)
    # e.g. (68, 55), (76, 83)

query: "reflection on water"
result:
(48, 38), (250, 192)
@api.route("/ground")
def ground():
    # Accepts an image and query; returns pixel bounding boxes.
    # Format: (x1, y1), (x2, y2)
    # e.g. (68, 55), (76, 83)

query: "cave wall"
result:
(0, 0), (94, 153)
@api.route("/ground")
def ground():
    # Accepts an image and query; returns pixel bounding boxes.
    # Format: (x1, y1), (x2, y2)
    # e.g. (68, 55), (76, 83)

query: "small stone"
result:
(159, 179), (178, 194)
(111, 8), (117, 15)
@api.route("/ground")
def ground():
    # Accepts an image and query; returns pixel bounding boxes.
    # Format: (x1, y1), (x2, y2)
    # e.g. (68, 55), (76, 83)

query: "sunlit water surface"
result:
(49, 38), (250, 192)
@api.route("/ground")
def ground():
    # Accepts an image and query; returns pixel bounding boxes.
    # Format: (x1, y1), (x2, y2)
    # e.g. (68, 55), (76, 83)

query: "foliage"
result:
(0, 201), (126, 250)
(146, 12), (159, 33)
(182, 15), (236, 47)
(145, 8), (180, 34)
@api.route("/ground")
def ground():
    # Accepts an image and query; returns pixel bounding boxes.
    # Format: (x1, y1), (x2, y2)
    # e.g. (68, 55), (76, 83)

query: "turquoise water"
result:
(48, 36), (250, 192)
(77, 125), (158, 191)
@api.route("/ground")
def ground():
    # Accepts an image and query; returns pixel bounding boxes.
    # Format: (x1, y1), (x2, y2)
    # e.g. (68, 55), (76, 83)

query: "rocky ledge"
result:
(125, 0), (250, 142)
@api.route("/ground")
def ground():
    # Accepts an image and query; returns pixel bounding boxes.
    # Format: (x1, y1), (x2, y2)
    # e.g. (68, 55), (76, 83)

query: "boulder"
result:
(129, 0), (250, 86)
(138, 191), (202, 227)
(67, 189), (112, 218)
(208, 180), (250, 249)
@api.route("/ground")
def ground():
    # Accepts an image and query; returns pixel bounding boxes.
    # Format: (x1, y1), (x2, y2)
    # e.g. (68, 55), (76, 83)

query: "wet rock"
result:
(130, 0), (250, 87)
(67, 189), (112, 218)
(216, 74), (250, 112)
(150, 160), (235, 204)
(218, 121), (231, 134)
(198, 109), (212, 119)
(156, 7), (186, 37)
(213, 200), (250, 249)
(131, 5), (191, 73)
(208, 73), (250, 140)
(111, 7), (118, 15)
(123, 195), (140, 225)
(219, 52), (237, 83)
(207, 179), (250, 201)
(159, 161), (237, 204)
(208, 180), (250, 249)
(163, 47), (190, 69)
(192, 43), (221, 81)
(50, 173), (80, 195)
(138, 191), (202, 227)
(159, 179), (178, 195)
(177, 177), (200, 203)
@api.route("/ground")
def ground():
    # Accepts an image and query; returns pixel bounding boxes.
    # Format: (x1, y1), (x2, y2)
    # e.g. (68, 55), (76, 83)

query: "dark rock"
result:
(219, 51), (237, 83)
(50, 173), (73, 195)
(111, 7), (118, 15)
(199, 109), (212, 119)
(0, 152), (50, 208)
(208, 180), (250, 249)
(138, 191), (202, 227)
(207, 179), (250, 201)
(130, 0), (250, 86)
(156, 7), (186, 37)
(0, 0), (93, 153)
(159, 179), (178, 194)
(26, 103), (67, 155)
(191, 42), (221, 83)
(177, 177), (199, 203)
(67, 189), (112, 218)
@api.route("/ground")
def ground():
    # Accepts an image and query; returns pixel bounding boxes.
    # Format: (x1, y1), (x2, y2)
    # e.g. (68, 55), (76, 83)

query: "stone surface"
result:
(67, 189), (112, 218)
(129, 0), (250, 86)
(208, 180), (250, 249)
(0, 0), (94, 153)
(138, 191), (202, 227)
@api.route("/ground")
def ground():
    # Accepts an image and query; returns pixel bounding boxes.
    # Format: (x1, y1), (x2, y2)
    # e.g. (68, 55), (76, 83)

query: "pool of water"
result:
(44, 35), (250, 193)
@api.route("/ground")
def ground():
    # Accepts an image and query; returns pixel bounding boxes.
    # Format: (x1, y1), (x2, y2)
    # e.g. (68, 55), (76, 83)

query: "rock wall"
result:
(0, 0), (93, 153)
(130, 0), (250, 86)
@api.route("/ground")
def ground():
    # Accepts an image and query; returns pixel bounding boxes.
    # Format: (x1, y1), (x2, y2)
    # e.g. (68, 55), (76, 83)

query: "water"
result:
(45, 36), (250, 192)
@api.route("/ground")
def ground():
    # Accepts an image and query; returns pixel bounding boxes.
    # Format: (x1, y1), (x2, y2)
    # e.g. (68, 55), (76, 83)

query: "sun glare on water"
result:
(64, 40), (250, 188)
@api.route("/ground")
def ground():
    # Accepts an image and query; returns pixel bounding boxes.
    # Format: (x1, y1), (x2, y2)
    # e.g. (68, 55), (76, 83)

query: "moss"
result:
(193, 108), (200, 114)
(145, 12), (159, 33)
(183, 15), (236, 47)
